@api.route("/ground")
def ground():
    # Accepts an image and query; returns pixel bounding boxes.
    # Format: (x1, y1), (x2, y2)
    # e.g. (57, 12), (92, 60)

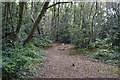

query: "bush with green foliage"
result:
(88, 38), (107, 49)
(68, 27), (89, 48)
(2, 43), (45, 79)
(94, 49), (120, 65)
(32, 36), (52, 49)
(57, 27), (71, 44)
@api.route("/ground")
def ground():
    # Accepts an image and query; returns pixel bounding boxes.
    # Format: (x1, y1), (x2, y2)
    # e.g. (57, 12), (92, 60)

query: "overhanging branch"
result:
(47, 2), (71, 9)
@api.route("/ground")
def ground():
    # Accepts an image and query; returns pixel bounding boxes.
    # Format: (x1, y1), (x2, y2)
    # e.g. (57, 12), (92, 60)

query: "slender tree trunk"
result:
(56, 4), (60, 41)
(13, 2), (25, 41)
(3, 3), (10, 38)
(87, 3), (94, 39)
(3, 3), (15, 39)
(53, 2), (57, 40)
(70, 2), (72, 24)
(51, 2), (55, 40)
(79, 3), (84, 29)
(73, 2), (76, 24)
(58, 4), (60, 24)
(23, 2), (50, 46)
(6, 2), (10, 30)
(91, 2), (98, 42)
(117, 2), (120, 27)
(53, 2), (56, 28)
(3, 3), (6, 25)
(16, 2), (25, 34)
(10, 3), (15, 34)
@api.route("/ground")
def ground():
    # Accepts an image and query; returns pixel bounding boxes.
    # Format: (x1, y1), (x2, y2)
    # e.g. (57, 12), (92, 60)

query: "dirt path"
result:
(33, 43), (119, 78)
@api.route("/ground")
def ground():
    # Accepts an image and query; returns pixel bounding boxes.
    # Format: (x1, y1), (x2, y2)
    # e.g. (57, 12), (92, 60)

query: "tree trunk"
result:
(23, 2), (50, 46)
(73, 2), (76, 23)
(56, 3), (60, 41)
(16, 2), (25, 34)
(91, 2), (98, 42)
(31, 2), (41, 35)
(14, 2), (25, 41)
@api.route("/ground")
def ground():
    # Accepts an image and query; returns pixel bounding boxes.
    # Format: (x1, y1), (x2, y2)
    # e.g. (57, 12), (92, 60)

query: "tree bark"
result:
(31, 15), (41, 35)
(73, 2), (76, 23)
(13, 2), (25, 41)
(23, 2), (50, 46)
(91, 2), (98, 42)
(16, 2), (25, 34)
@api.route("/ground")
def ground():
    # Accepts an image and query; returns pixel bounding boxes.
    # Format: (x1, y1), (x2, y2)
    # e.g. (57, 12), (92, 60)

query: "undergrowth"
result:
(32, 36), (52, 49)
(2, 42), (45, 79)
(69, 38), (120, 66)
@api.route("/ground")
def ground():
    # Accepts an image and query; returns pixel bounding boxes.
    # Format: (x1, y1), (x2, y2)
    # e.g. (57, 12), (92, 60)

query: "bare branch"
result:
(47, 2), (71, 9)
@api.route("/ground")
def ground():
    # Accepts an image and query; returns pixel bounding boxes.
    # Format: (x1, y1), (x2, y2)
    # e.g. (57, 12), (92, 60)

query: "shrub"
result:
(89, 42), (96, 49)
(94, 49), (120, 65)
(2, 43), (45, 79)
(32, 36), (52, 49)
(67, 27), (89, 48)
(57, 27), (71, 44)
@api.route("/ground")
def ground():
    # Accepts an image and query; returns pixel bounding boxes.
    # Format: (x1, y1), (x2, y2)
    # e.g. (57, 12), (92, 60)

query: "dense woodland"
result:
(2, 1), (120, 79)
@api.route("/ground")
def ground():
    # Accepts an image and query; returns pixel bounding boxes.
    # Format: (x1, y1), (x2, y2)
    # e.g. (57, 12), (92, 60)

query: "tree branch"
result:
(47, 2), (71, 9)
(31, 15), (41, 35)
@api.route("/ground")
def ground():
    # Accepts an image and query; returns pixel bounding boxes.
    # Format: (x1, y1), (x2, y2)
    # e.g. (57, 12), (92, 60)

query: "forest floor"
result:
(33, 43), (119, 78)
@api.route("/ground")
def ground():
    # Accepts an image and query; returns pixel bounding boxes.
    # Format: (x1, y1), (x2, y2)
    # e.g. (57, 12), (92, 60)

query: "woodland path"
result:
(33, 43), (119, 78)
